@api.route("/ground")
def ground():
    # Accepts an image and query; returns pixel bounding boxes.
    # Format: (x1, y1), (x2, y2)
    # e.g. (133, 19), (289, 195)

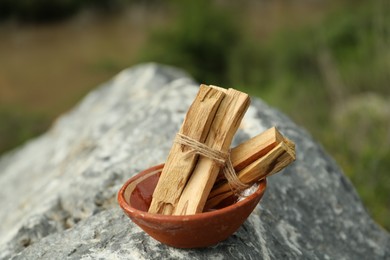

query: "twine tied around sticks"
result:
(174, 133), (250, 193)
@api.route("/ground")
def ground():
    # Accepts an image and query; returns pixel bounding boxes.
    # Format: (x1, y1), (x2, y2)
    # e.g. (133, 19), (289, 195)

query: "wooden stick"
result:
(212, 126), (285, 188)
(148, 85), (225, 215)
(230, 127), (285, 172)
(237, 141), (295, 183)
(173, 88), (250, 215)
(209, 85), (227, 93)
(206, 139), (295, 209)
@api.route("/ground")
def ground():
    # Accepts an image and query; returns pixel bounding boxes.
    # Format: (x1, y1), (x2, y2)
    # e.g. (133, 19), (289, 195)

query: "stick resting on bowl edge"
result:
(206, 136), (296, 209)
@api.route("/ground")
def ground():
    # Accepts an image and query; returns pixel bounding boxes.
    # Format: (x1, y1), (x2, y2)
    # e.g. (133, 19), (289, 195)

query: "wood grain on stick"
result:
(235, 140), (295, 184)
(173, 88), (250, 215)
(148, 85), (225, 215)
(230, 126), (285, 172)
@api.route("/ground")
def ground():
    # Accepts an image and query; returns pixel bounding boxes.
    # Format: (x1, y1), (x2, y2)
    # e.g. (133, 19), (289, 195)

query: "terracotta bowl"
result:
(117, 164), (267, 248)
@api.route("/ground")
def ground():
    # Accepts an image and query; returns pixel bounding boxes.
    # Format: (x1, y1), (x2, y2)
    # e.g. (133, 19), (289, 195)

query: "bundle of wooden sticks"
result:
(148, 85), (296, 215)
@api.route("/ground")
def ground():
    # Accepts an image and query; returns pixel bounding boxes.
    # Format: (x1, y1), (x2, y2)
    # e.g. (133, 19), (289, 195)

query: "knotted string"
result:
(174, 133), (250, 193)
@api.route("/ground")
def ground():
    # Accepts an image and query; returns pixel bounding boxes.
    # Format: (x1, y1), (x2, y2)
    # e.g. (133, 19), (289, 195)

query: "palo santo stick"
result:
(231, 126), (284, 172)
(213, 126), (285, 186)
(210, 132), (295, 198)
(173, 88), (250, 215)
(237, 140), (295, 183)
(206, 139), (295, 209)
(205, 191), (233, 209)
(148, 85), (225, 215)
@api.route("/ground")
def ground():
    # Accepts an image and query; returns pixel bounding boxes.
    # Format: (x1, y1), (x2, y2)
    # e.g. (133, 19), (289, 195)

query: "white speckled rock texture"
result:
(0, 63), (389, 259)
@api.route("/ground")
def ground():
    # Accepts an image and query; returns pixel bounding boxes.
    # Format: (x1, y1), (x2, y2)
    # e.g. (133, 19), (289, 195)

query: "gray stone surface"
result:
(0, 63), (389, 260)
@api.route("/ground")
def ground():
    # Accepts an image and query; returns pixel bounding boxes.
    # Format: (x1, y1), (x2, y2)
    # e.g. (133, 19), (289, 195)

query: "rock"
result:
(0, 63), (389, 260)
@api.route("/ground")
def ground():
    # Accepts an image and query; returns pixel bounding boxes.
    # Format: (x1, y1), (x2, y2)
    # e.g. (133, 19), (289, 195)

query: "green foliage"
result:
(322, 4), (390, 95)
(139, 0), (241, 85)
(0, 106), (50, 154)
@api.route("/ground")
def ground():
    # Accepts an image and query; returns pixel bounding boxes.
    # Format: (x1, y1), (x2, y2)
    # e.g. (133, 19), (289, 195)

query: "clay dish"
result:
(117, 164), (267, 248)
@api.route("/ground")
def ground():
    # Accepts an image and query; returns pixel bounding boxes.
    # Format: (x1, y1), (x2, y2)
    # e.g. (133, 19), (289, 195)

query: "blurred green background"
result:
(0, 0), (389, 231)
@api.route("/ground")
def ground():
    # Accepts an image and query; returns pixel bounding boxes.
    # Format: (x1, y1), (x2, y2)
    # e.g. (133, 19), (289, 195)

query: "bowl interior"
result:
(123, 167), (242, 213)
(127, 169), (161, 211)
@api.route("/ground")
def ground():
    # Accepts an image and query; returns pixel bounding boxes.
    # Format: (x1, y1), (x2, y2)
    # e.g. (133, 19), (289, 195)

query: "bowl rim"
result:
(117, 163), (267, 222)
